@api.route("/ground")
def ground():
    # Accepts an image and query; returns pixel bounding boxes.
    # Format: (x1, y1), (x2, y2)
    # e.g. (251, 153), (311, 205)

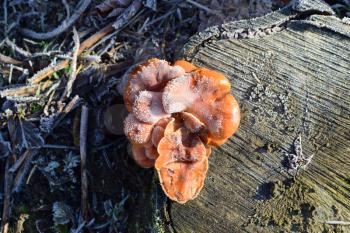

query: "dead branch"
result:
(78, 24), (114, 55)
(14, 213), (28, 233)
(0, 53), (22, 65)
(28, 60), (70, 84)
(50, 95), (81, 131)
(9, 150), (32, 173)
(1, 156), (15, 233)
(0, 80), (53, 97)
(112, 0), (142, 30)
(19, 0), (91, 40)
(88, 1), (142, 51)
(41, 144), (78, 150)
(185, 0), (220, 15)
(62, 0), (71, 19)
(3, 0), (8, 35)
(80, 105), (89, 220)
(3, 64), (28, 74)
(66, 27), (80, 97)
(27, 1), (142, 85)
(325, 220), (350, 225)
(5, 38), (32, 58)
(25, 164), (37, 185)
(101, 60), (133, 76)
(5, 96), (41, 103)
(12, 150), (39, 193)
(96, 0), (131, 14)
(28, 23), (114, 84)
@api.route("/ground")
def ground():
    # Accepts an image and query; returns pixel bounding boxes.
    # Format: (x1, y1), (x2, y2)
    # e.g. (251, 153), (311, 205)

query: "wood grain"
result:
(145, 1), (350, 233)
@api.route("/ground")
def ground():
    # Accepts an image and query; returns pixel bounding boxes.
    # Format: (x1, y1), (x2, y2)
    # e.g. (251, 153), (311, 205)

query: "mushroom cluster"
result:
(123, 58), (240, 204)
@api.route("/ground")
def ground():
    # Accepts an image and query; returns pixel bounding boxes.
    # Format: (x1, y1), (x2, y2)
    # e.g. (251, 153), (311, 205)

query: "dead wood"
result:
(19, 0), (92, 40)
(131, 1), (350, 232)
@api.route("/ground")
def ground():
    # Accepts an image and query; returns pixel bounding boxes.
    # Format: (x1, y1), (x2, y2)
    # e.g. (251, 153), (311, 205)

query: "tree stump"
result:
(131, 1), (350, 232)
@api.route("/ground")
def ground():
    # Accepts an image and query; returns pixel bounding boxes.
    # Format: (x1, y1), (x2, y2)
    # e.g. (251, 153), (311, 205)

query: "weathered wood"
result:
(131, 1), (350, 232)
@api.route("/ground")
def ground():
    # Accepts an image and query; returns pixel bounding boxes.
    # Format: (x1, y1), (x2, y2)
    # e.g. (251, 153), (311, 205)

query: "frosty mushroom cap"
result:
(162, 68), (232, 114)
(124, 113), (154, 145)
(189, 94), (240, 146)
(162, 66), (239, 145)
(151, 125), (165, 147)
(164, 117), (183, 135)
(124, 58), (157, 111)
(162, 75), (197, 114)
(131, 144), (155, 168)
(124, 58), (185, 111)
(155, 127), (208, 204)
(133, 91), (170, 124)
(144, 144), (159, 160)
(180, 111), (205, 133)
(192, 68), (231, 101)
(174, 60), (198, 72)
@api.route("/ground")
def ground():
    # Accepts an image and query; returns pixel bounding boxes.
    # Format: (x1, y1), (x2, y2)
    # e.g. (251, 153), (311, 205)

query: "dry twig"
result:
(101, 60), (133, 76)
(12, 150), (39, 193)
(325, 220), (350, 226)
(28, 0), (142, 85)
(65, 27), (80, 97)
(0, 53), (22, 65)
(185, 0), (219, 15)
(3, 0), (8, 35)
(20, 0), (91, 40)
(1, 156), (15, 233)
(87, 0), (142, 51)
(80, 105), (89, 220)
(62, 0), (71, 18)
(5, 38), (32, 58)
(14, 213), (28, 233)
(112, 0), (142, 30)
(0, 81), (53, 97)
(9, 150), (32, 173)
(28, 23), (114, 84)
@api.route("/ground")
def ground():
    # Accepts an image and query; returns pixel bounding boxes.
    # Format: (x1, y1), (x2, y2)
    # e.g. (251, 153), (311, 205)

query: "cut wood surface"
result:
(130, 1), (350, 232)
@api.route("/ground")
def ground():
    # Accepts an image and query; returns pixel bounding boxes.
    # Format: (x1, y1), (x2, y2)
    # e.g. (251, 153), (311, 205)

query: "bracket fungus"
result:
(122, 58), (240, 203)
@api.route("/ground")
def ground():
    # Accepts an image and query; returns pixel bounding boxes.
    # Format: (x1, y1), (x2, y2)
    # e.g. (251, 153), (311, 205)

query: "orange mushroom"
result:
(188, 94), (240, 146)
(123, 113), (154, 145)
(144, 144), (159, 160)
(163, 117), (183, 135)
(162, 75), (197, 114)
(205, 145), (212, 157)
(155, 117), (172, 128)
(151, 126), (165, 147)
(155, 127), (208, 204)
(122, 58), (240, 204)
(124, 58), (185, 111)
(173, 60), (198, 72)
(133, 91), (170, 124)
(151, 117), (174, 147)
(162, 67), (240, 145)
(131, 144), (155, 168)
(180, 111), (205, 133)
